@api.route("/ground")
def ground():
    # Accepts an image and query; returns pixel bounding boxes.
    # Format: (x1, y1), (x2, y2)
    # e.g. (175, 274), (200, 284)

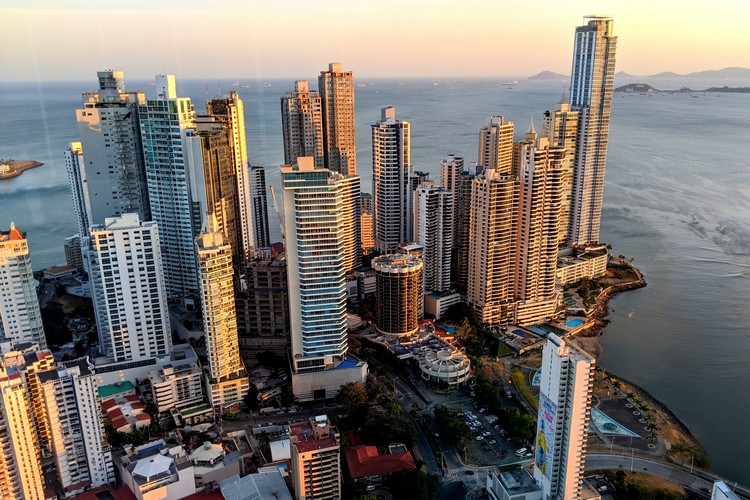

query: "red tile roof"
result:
(345, 445), (416, 479)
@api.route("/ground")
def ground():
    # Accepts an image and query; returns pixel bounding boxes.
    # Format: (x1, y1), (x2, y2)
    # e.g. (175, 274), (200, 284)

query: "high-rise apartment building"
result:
(478, 116), (514, 173)
(39, 357), (114, 494)
(238, 253), (289, 363)
(281, 81), (325, 168)
(414, 183), (453, 293)
(0, 360), (45, 500)
(0, 224), (46, 348)
(319, 63), (357, 176)
(568, 16), (617, 246)
(204, 92), (255, 263)
(73, 70), (150, 231)
(281, 159), (367, 401)
(339, 175), (362, 273)
(360, 192), (374, 254)
(87, 213), (171, 363)
(454, 171), (477, 293)
(373, 107), (412, 253)
(250, 166), (271, 251)
(542, 101), (579, 246)
(514, 132), (566, 325)
(361, 192), (373, 214)
(64, 234), (84, 271)
(64, 141), (88, 238)
(533, 333), (595, 499)
(466, 168), (519, 325)
(196, 218), (249, 408)
(139, 74), (202, 298)
(440, 154), (463, 245)
(289, 415), (341, 500)
(373, 254), (423, 337)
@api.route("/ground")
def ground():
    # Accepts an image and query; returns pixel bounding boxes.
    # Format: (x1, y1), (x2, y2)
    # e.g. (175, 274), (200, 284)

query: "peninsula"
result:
(0, 160), (44, 180)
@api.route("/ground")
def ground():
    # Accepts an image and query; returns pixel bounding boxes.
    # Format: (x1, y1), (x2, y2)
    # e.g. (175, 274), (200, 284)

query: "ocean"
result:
(1, 75), (749, 482)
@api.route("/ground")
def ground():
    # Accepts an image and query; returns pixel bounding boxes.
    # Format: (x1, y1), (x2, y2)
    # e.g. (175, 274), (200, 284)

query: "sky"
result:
(1, 0), (748, 81)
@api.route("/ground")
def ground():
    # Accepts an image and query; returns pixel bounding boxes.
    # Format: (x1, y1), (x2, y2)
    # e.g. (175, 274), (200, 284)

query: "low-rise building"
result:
(712, 480), (741, 500)
(418, 348), (471, 389)
(220, 466), (293, 500)
(116, 440), (195, 500)
(148, 347), (203, 413)
(424, 292), (461, 320)
(190, 441), (241, 491)
(486, 468), (542, 500)
(557, 246), (608, 286)
(345, 443), (416, 485)
(101, 394), (150, 434)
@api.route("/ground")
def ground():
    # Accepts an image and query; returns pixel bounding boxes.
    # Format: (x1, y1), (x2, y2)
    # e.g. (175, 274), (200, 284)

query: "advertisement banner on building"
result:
(535, 392), (556, 479)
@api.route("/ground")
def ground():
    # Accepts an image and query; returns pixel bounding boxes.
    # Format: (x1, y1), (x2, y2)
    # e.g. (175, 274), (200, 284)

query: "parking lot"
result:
(457, 403), (527, 466)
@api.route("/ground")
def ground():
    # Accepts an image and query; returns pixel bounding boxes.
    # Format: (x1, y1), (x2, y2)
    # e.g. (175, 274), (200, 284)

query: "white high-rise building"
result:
(533, 333), (595, 500)
(0, 360), (45, 500)
(196, 217), (249, 408)
(87, 213), (171, 363)
(0, 224), (46, 348)
(440, 154), (463, 247)
(414, 184), (453, 293)
(373, 107), (412, 253)
(64, 141), (89, 238)
(568, 16), (617, 246)
(281, 158), (367, 401)
(319, 63), (357, 176)
(139, 74), (202, 298)
(478, 116), (514, 173)
(39, 357), (114, 495)
(250, 166), (271, 250)
(281, 81), (325, 168)
(74, 70), (150, 229)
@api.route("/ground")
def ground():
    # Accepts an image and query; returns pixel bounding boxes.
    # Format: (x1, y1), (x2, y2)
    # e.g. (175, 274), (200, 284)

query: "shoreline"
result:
(0, 160), (44, 180)
(570, 264), (710, 461)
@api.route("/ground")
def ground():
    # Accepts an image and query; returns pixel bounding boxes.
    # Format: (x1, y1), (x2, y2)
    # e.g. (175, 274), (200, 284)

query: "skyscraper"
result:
(139, 74), (201, 298)
(0, 224), (46, 348)
(514, 130), (566, 325)
(74, 70), (150, 229)
(533, 333), (595, 499)
(319, 63), (357, 176)
(454, 170), (477, 293)
(466, 168), (519, 325)
(205, 92), (255, 262)
(414, 183), (453, 293)
(196, 217), (249, 408)
(373, 254), (423, 337)
(64, 141), (88, 238)
(281, 81), (324, 168)
(373, 106), (412, 253)
(568, 16), (617, 246)
(339, 174), (362, 273)
(0, 359), (45, 499)
(250, 166), (271, 251)
(440, 154), (464, 247)
(281, 158), (367, 401)
(39, 358), (114, 493)
(542, 101), (579, 246)
(478, 116), (514, 173)
(87, 213), (171, 363)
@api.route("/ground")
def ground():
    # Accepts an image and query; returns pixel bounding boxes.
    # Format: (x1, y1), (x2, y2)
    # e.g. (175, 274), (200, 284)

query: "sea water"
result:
(1, 76), (749, 482)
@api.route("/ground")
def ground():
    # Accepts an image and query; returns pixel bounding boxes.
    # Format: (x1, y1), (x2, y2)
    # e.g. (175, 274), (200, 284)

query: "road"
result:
(586, 453), (750, 499)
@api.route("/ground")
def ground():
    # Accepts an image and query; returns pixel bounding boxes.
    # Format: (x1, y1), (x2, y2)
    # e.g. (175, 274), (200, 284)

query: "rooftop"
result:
(346, 445), (416, 479)
(220, 467), (293, 500)
(98, 381), (135, 399)
(289, 416), (339, 454)
(491, 468), (541, 495)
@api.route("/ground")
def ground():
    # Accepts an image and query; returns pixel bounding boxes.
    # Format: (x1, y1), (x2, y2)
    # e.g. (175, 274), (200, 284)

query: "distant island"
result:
(528, 70), (568, 80)
(0, 160), (44, 180)
(615, 83), (750, 94)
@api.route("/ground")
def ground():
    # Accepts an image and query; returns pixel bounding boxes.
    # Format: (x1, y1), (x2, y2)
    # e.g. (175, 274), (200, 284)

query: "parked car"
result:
(476, 436), (484, 441)
(489, 439), (497, 445)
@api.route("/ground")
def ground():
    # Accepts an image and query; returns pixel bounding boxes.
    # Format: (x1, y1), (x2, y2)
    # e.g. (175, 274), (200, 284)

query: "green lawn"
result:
(511, 368), (538, 413)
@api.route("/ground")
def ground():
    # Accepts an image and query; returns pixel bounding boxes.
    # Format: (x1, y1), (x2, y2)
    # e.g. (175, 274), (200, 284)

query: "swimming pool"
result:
(564, 318), (585, 328)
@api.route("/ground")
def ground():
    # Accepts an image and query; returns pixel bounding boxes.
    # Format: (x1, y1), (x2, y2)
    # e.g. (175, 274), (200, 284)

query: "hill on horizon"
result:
(528, 70), (568, 80)
(648, 67), (750, 79)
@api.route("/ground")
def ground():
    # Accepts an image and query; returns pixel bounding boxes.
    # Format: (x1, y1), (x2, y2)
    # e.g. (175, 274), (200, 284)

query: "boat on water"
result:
(356, 83), (366, 88)
(502, 80), (518, 85)
(240, 85), (251, 88)
(232, 82), (240, 86)
(262, 82), (272, 88)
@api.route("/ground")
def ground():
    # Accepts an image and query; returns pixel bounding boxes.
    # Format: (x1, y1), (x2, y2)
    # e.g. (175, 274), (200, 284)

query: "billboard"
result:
(535, 392), (556, 480)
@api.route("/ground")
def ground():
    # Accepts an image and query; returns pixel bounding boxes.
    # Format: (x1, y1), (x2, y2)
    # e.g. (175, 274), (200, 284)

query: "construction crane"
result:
(269, 184), (285, 242)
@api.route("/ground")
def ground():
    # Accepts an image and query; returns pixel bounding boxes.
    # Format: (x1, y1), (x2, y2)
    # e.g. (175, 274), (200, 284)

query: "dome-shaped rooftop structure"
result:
(419, 348), (470, 389)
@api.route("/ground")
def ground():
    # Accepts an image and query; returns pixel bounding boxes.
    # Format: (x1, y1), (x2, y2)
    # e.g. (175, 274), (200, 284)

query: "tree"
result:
(433, 405), (471, 447)
(385, 469), (440, 500)
(244, 385), (260, 411)
(337, 381), (368, 416)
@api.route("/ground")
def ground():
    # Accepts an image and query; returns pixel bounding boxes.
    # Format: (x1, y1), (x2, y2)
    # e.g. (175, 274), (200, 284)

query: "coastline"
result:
(0, 160), (44, 180)
(571, 263), (710, 463)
